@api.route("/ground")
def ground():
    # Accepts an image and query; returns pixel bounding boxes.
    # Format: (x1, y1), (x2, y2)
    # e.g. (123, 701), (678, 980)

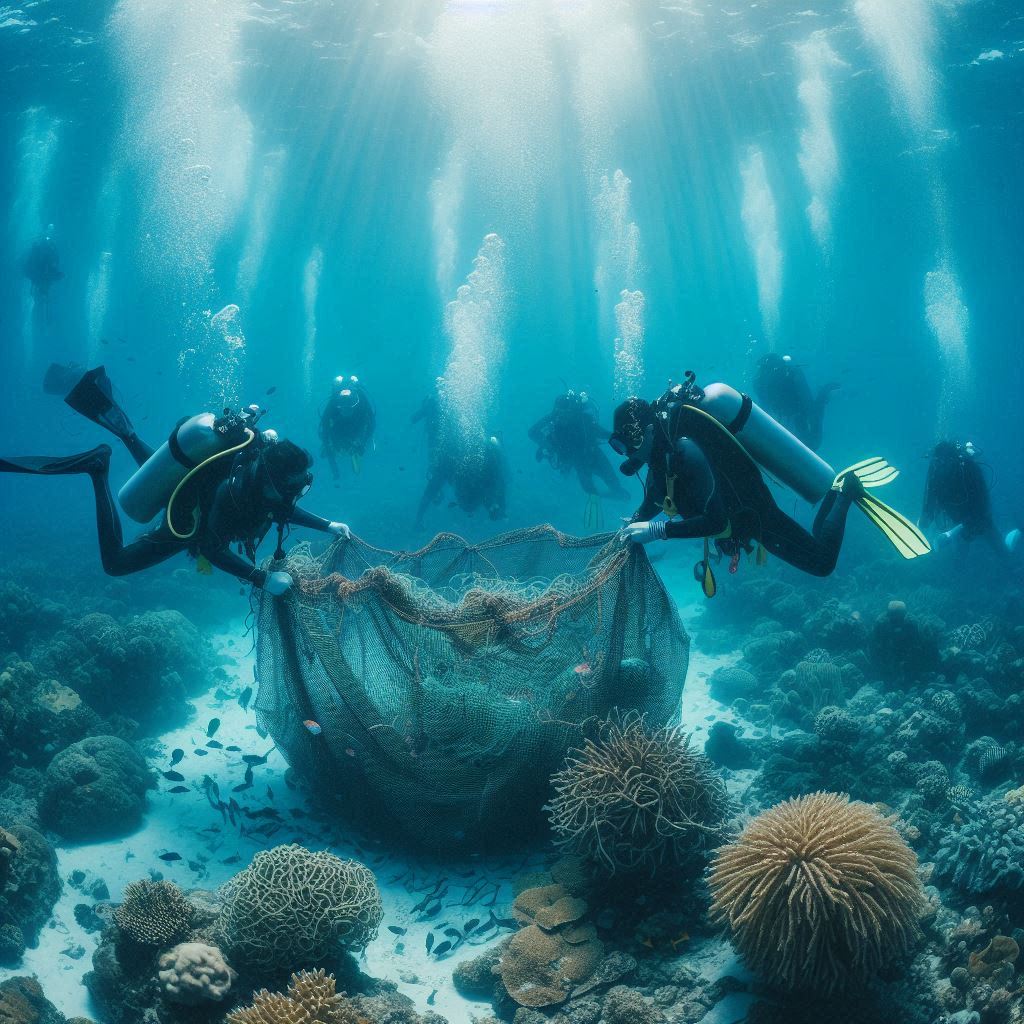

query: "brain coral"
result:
(219, 845), (383, 971)
(157, 942), (235, 1005)
(114, 880), (195, 948)
(547, 713), (730, 875)
(709, 791), (924, 994)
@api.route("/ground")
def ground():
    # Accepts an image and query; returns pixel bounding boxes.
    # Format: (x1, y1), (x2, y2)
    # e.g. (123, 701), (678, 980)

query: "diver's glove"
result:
(265, 571), (294, 597)
(328, 522), (352, 539)
(620, 520), (667, 545)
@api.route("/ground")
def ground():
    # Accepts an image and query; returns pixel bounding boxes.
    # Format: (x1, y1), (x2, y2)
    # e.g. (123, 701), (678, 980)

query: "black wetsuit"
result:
(630, 408), (855, 577)
(319, 385), (375, 477)
(921, 444), (1005, 554)
(2, 440), (333, 589)
(753, 356), (833, 452)
(529, 401), (628, 500)
(22, 239), (64, 300)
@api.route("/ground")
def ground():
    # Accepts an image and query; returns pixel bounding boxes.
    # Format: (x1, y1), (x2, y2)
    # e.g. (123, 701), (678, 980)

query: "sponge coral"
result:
(219, 845), (383, 971)
(547, 713), (730, 875)
(114, 880), (195, 948)
(227, 969), (363, 1024)
(709, 792), (924, 994)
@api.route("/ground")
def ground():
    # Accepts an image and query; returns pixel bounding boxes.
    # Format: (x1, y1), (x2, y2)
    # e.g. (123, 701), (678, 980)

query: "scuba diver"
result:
(752, 353), (837, 452)
(319, 374), (375, 478)
(920, 440), (1021, 556)
(0, 366), (350, 596)
(22, 231), (64, 302)
(610, 372), (929, 596)
(528, 389), (629, 529)
(413, 380), (507, 527)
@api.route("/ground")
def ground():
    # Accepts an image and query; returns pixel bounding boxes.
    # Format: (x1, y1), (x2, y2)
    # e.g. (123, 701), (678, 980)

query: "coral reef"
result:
(113, 879), (195, 948)
(709, 792), (925, 994)
(219, 845), (383, 971)
(39, 735), (154, 840)
(157, 941), (236, 1005)
(0, 976), (80, 1024)
(33, 609), (219, 730)
(547, 713), (730, 875)
(227, 969), (359, 1024)
(0, 821), (61, 964)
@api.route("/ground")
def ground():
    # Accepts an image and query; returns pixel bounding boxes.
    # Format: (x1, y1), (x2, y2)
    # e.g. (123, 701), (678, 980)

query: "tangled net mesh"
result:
(547, 712), (730, 875)
(255, 527), (688, 850)
(219, 845), (383, 971)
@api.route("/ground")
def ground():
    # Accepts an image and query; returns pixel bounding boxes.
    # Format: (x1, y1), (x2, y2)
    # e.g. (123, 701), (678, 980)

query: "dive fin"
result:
(584, 494), (604, 531)
(855, 492), (932, 559)
(0, 444), (111, 477)
(834, 457), (899, 489)
(43, 362), (85, 396)
(65, 367), (137, 445)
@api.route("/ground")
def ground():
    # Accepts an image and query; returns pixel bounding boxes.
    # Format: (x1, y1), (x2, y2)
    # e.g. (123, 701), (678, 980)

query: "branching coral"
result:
(219, 845), (383, 971)
(227, 969), (366, 1024)
(114, 880), (195, 948)
(708, 792), (924, 994)
(547, 713), (730, 875)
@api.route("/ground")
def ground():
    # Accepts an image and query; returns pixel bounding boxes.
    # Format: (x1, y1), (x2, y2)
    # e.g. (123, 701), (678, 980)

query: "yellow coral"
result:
(1004, 786), (1024, 805)
(226, 970), (367, 1024)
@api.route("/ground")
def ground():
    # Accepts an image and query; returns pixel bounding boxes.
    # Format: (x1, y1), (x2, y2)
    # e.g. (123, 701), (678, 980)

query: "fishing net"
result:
(254, 526), (689, 851)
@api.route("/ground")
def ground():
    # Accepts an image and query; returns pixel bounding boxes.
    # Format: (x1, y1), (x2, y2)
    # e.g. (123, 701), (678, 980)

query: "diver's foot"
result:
(838, 472), (865, 500)
(0, 444), (111, 477)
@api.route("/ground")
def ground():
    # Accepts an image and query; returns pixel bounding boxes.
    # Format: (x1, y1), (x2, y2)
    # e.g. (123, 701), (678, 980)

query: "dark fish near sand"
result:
(167, 785), (189, 794)
(207, 718), (221, 738)
(238, 686), (253, 710)
(170, 749), (184, 766)
(433, 941), (452, 957)
(206, 740), (223, 749)
(425, 933), (434, 954)
(464, 918), (480, 934)
(159, 852), (182, 862)
(162, 771), (184, 782)
(387, 926), (407, 936)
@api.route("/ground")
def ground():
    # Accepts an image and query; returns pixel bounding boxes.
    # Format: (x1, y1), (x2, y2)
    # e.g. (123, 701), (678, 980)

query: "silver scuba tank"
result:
(695, 382), (836, 504)
(118, 413), (232, 523)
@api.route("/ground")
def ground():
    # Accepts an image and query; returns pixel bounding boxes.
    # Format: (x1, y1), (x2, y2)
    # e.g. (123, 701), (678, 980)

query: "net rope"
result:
(254, 525), (689, 850)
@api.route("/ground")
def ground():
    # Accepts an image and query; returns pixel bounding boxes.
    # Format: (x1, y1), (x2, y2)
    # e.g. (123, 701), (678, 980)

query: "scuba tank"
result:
(660, 373), (836, 504)
(119, 407), (262, 523)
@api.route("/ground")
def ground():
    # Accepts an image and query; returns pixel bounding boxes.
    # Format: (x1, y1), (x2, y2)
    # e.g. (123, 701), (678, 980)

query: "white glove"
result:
(328, 522), (352, 539)
(620, 521), (667, 545)
(265, 571), (294, 597)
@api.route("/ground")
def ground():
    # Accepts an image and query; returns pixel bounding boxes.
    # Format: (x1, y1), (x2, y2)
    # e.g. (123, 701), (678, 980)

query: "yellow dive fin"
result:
(196, 555), (213, 575)
(699, 537), (717, 598)
(755, 543), (768, 567)
(834, 459), (931, 560)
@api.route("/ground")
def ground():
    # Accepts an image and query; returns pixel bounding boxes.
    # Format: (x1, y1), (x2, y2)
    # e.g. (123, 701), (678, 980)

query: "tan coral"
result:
(549, 855), (590, 896)
(226, 969), (366, 1024)
(157, 942), (236, 1005)
(498, 922), (603, 1008)
(968, 936), (1019, 978)
(513, 884), (587, 931)
(709, 791), (924, 995)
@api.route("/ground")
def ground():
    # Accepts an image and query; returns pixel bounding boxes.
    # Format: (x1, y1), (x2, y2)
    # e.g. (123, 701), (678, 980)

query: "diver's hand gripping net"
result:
(254, 525), (689, 851)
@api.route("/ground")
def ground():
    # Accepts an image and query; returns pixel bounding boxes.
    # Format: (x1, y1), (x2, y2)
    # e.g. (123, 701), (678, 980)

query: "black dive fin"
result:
(65, 367), (137, 444)
(0, 445), (111, 477)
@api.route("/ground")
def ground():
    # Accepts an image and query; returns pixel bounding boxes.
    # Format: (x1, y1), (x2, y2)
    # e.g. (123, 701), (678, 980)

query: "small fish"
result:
(244, 765), (254, 785)
(221, 853), (242, 864)
(395, 942), (405, 954)
(443, 928), (462, 940)
(232, 782), (253, 793)
(159, 852), (182, 862)
(464, 918), (480, 934)
(162, 770), (185, 782)
(242, 750), (271, 766)
(225, 745), (242, 752)
(574, 662), (592, 675)
(207, 718), (221, 738)
(494, 916), (518, 930)
(388, 926), (407, 936)
(422, 901), (442, 919)
(433, 941), (452, 957)
(238, 686), (253, 710)
(188, 860), (204, 872)
(167, 785), (190, 794)
(206, 740), (224, 749)
(265, 386), (277, 395)
(427, 990), (437, 1006)
(195, 749), (208, 757)
(170, 749), (184, 766)
(670, 931), (690, 950)
(266, 786), (274, 801)
(426, 933), (435, 954)
(303, 720), (322, 736)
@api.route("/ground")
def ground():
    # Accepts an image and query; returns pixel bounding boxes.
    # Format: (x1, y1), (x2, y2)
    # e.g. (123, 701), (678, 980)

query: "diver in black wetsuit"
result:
(921, 441), (1021, 556)
(319, 375), (375, 479)
(0, 369), (349, 596)
(412, 380), (507, 527)
(22, 233), (64, 302)
(753, 354), (836, 452)
(528, 391), (629, 502)
(608, 394), (864, 584)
